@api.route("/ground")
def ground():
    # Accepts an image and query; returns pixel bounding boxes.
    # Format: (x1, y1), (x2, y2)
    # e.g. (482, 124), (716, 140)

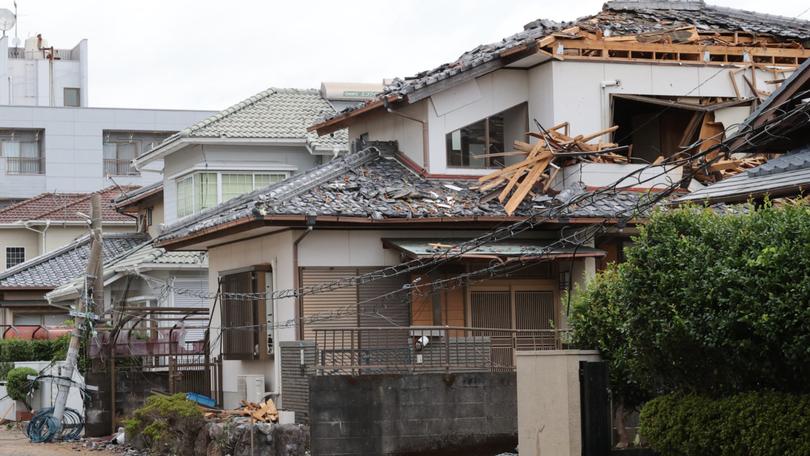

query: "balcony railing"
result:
(313, 326), (571, 375)
(6, 157), (43, 175)
(104, 158), (139, 176)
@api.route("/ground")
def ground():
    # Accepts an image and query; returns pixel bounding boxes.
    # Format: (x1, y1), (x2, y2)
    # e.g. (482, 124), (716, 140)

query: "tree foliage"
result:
(571, 201), (810, 396)
(6, 367), (39, 410)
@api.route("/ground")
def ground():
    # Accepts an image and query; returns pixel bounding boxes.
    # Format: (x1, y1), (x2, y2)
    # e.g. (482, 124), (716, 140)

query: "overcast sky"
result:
(8, 0), (809, 111)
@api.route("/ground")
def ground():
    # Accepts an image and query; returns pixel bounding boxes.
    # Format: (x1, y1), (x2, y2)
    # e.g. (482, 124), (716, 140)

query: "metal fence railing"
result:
(313, 326), (570, 375)
(6, 157), (43, 174)
(103, 158), (138, 176)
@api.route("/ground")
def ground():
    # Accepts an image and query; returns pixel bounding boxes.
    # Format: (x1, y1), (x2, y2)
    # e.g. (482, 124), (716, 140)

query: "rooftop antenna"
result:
(0, 7), (16, 38)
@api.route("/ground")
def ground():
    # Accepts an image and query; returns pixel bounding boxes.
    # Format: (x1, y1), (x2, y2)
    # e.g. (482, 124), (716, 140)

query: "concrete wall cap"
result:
(515, 349), (601, 357)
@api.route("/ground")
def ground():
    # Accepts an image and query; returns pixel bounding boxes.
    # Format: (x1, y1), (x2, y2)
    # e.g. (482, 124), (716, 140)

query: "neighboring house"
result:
(45, 240), (209, 343)
(0, 232), (146, 327)
(680, 59), (810, 204)
(153, 0), (810, 414)
(131, 88), (357, 226)
(0, 185), (139, 273)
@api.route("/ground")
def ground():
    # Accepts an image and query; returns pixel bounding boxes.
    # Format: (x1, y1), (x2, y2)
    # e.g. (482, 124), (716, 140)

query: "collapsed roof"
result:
(311, 0), (810, 134)
(156, 145), (660, 248)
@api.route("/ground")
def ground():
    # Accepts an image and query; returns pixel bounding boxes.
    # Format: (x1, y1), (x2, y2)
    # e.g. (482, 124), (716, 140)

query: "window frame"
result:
(444, 103), (527, 170)
(175, 170), (289, 218)
(63, 87), (81, 107)
(2, 129), (44, 175)
(5, 246), (25, 269)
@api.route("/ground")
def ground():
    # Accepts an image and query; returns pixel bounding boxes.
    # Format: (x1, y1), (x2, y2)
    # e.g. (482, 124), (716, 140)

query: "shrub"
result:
(0, 362), (13, 381)
(0, 337), (69, 363)
(6, 367), (39, 410)
(641, 392), (810, 456)
(570, 201), (810, 396)
(123, 393), (205, 456)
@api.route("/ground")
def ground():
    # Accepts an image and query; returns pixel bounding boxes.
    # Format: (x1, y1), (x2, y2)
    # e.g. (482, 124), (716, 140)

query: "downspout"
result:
(23, 219), (50, 255)
(383, 98), (430, 171)
(270, 256), (282, 406)
(292, 218), (315, 340)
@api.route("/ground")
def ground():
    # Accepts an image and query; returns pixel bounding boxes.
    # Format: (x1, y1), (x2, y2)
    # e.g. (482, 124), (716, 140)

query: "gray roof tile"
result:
(153, 88), (348, 156)
(158, 146), (661, 244)
(0, 233), (148, 289)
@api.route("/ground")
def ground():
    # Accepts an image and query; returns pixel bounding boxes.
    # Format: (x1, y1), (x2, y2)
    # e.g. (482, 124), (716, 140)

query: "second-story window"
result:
(176, 171), (288, 218)
(103, 131), (173, 176)
(444, 103), (527, 170)
(63, 88), (80, 107)
(1, 129), (44, 175)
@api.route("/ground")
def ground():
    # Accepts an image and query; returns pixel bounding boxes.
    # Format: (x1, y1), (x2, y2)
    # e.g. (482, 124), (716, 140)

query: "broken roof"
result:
(678, 147), (810, 204)
(46, 240), (207, 303)
(311, 0), (810, 133)
(136, 88), (349, 167)
(156, 146), (660, 247)
(0, 233), (148, 289)
(0, 186), (139, 224)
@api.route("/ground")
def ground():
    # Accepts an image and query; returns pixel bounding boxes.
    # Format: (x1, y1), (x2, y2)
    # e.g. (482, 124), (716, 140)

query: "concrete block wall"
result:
(309, 372), (517, 456)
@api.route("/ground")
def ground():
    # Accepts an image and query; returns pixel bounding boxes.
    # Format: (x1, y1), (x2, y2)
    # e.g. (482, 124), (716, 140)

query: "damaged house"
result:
(147, 1), (810, 454)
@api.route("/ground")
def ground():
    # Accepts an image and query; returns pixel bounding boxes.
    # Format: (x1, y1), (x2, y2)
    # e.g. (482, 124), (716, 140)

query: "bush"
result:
(570, 201), (810, 396)
(641, 392), (810, 456)
(0, 362), (13, 381)
(123, 393), (205, 456)
(6, 367), (38, 410)
(0, 337), (69, 363)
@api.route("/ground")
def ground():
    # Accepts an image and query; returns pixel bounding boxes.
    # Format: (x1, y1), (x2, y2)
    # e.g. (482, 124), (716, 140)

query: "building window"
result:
(220, 268), (272, 360)
(176, 171), (288, 218)
(1, 129), (43, 175)
(103, 131), (173, 176)
(446, 116), (505, 169)
(445, 103), (528, 169)
(63, 87), (80, 107)
(6, 247), (25, 269)
(146, 208), (153, 227)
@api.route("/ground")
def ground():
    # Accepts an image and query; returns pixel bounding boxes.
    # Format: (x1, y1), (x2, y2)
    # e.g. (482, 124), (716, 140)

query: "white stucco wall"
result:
(162, 143), (320, 224)
(351, 60), (788, 176)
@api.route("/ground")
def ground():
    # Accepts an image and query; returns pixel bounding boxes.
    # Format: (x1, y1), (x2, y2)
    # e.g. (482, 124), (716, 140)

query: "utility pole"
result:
(52, 194), (102, 433)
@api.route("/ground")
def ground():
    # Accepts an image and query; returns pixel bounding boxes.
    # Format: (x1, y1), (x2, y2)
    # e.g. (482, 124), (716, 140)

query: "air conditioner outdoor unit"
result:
(237, 375), (266, 404)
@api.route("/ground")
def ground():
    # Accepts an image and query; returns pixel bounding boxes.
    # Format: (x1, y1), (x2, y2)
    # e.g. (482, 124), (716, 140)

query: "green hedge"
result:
(0, 336), (69, 363)
(641, 392), (810, 456)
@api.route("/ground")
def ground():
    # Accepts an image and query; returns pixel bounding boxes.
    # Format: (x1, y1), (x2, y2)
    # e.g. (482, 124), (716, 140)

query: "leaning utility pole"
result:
(52, 194), (102, 432)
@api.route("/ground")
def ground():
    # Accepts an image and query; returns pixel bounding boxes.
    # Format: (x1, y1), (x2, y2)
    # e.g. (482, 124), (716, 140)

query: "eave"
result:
(157, 213), (631, 251)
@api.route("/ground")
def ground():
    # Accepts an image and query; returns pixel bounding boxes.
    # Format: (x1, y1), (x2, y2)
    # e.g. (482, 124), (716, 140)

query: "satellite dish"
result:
(0, 9), (15, 33)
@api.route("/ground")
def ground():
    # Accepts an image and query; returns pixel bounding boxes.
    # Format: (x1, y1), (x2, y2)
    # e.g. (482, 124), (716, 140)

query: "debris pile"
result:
(202, 399), (279, 423)
(474, 123), (628, 215)
(691, 154), (771, 184)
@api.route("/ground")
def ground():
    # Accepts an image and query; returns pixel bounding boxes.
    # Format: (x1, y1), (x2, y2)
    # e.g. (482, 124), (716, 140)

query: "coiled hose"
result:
(26, 407), (84, 442)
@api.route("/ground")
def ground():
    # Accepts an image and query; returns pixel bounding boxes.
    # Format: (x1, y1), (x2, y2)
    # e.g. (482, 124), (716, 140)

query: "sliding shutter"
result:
(300, 268), (358, 341)
(173, 278), (209, 343)
(221, 272), (257, 360)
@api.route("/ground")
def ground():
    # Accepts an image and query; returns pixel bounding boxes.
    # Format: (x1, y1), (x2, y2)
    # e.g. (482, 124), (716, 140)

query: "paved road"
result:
(0, 426), (117, 456)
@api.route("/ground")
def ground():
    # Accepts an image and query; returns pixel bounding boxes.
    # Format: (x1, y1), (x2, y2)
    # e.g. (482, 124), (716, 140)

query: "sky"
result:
(7, 0), (810, 111)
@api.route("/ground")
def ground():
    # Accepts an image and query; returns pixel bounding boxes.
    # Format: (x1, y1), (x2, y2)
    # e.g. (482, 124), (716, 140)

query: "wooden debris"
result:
(201, 399), (279, 423)
(478, 122), (630, 215)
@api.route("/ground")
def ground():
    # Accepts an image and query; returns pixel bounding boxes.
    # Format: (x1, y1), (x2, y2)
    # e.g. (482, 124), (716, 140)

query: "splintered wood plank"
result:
(498, 167), (527, 202)
(504, 158), (551, 215)
(479, 175), (510, 192)
(578, 125), (619, 143)
(478, 147), (551, 182)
